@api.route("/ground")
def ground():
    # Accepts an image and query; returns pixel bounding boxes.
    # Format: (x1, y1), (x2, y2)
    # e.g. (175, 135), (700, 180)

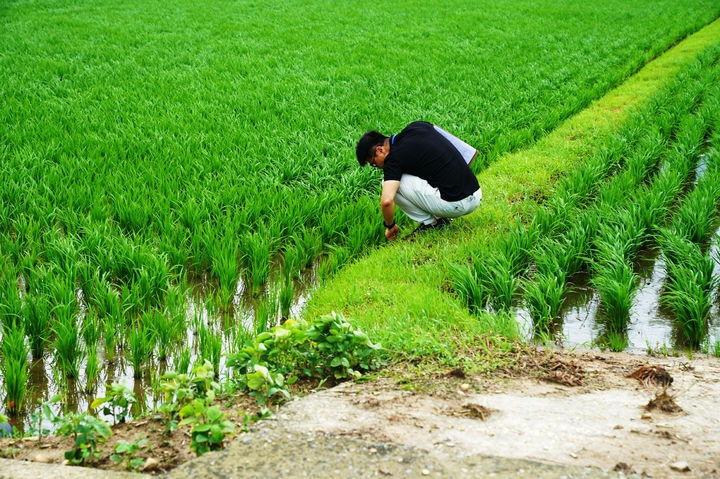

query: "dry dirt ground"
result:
(2, 349), (719, 478)
(268, 349), (720, 478)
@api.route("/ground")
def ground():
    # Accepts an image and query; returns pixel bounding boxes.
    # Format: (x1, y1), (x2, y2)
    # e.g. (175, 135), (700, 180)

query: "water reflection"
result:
(2, 262), (319, 433)
(514, 231), (720, 352)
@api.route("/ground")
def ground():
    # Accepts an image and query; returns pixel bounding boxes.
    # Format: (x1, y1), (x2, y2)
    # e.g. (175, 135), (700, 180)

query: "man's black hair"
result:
(356, 130), (388, 166)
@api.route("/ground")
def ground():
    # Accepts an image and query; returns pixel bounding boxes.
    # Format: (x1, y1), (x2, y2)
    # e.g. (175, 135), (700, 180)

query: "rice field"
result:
(453, 43), (720, 352)
(2, 0), (720, 429)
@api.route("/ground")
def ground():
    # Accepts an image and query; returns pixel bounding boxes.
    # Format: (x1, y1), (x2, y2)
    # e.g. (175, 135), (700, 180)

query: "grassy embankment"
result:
(305, 19), (720, 369)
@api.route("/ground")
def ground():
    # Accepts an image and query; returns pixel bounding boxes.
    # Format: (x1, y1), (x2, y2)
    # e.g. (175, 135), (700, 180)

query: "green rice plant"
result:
(240, 229), (271, 295)
(85, 347), (100, 394)
(497, 219), (537, 277)
(474, 250), (521, 312)
(448, 263), (485, 315)
(598, 207), (647, 262)
(198, 325), (222, 377)
(96, 279), (122, 322)
(660, 231), (714, 288)
(672, 180), (720, 245)
(176, 347), (192, 375)
(523, 273), (564, 335)
(152, 310), (175, 361)
(592, 258), (637, 335)
(604, 331), (629, 352)
(54, 314), (84, 381)
(127, 325), (154, 379)
(255, 291), (278, 334)
(0, 271), (22, 328)
(660, 232), (715, 347)
(102, 315), (117, 364)
(664, 277), (711, 348)
(319, 246), (350, 282)
(210, 235), (239, 306)
(22, 292), (50, 358)
(292, 227), (322, 270)
(1, 322), (29, 413)
(282, 244), (302, 279)
(558, 220), (596, 276)
(277, 273), (294, 321)
(254, 300), (269, 336)
(43, 232), (79, 279)
(82, 311), (102, 349)
(624, 127), (666, 185)
(131, 261), (169, 311)
(530, 197), (573, 238)
(560, 159), (606, 204)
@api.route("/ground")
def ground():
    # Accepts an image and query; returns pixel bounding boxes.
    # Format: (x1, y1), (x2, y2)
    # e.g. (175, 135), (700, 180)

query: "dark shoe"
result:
(435, 217), (452, 228)
(403, 221), (441, 241)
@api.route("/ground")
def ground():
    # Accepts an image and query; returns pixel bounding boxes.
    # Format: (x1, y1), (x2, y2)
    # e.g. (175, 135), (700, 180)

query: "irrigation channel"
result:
(2, 264), (318, 434)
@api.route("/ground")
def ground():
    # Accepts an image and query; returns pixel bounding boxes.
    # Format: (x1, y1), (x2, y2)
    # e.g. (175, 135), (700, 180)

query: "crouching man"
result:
(356, 121), (482, 240)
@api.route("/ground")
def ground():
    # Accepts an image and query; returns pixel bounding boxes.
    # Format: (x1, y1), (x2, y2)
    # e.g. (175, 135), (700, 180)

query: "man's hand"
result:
(385, 224), (400, 241)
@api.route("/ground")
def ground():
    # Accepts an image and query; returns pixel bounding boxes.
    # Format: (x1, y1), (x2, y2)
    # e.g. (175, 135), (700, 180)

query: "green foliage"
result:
(55, 412), (112, 465)
(127, 324), (154, 379)
(85, 347), (100, 394)
(22, 292), (50, 358)
(179, 402), (235, 457)
(90, 383), (137, 425)
(523, 273), (565, 335)
(53, 312), (84, 381)
(110, 436), (149, 471)
(449, 263), (485, 315)
(27, 394), (62, 440)
(156, 360), (220, 432)
(227, 312), (382, 404)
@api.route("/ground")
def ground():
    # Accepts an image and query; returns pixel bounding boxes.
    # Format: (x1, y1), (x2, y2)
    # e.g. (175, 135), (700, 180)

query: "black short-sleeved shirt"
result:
(383, 121), (480, 202)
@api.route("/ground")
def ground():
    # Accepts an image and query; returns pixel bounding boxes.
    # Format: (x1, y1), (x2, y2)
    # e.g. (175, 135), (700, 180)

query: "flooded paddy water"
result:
(515, 245), (720, 351)
(515, 153), (720, 351)
(1, 263), (318, 434)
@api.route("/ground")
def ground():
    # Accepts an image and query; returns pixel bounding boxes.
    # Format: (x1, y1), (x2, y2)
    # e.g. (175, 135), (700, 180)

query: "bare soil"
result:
(273, 348), (720, 478)
(2, 349), (719, 477)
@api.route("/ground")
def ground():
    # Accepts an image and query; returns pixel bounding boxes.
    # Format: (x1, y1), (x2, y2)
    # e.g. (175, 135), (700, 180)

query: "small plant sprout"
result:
(91, 383), (138, 425)
(111, 436), (150, 471)
(55, 412), (112, 465)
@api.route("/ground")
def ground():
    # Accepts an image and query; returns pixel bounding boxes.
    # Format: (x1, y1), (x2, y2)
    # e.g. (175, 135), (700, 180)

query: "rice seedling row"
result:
(657, 108), (720, 347)
(450, 44), (720, 349)
(452, 45), (720, 318)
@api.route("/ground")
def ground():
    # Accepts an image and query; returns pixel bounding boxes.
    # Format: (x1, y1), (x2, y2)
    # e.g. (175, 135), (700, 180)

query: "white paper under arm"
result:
(433, 125), (478, 166)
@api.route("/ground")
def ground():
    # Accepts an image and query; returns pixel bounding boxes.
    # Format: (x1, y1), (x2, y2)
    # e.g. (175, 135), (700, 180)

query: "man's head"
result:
(356, 130), (390, 168)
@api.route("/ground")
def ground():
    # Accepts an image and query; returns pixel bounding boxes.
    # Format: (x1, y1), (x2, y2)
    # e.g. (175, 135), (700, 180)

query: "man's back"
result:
(383, 121), (479, 202)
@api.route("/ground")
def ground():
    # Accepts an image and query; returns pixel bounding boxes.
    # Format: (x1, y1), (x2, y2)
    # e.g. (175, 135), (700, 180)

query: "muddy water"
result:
(1, 263), (319, 434)
(515, 234), (720, 352)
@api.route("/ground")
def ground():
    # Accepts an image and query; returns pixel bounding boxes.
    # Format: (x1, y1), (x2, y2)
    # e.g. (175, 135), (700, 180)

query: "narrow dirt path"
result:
(166, 350), (720, 478)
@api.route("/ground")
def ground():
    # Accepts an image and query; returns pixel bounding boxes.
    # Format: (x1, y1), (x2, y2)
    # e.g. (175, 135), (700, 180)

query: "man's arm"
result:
(381, 180), (400, 240)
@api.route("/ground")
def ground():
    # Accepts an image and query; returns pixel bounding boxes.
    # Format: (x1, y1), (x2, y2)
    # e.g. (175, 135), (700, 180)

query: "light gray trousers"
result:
(389, 174), (482, 225)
